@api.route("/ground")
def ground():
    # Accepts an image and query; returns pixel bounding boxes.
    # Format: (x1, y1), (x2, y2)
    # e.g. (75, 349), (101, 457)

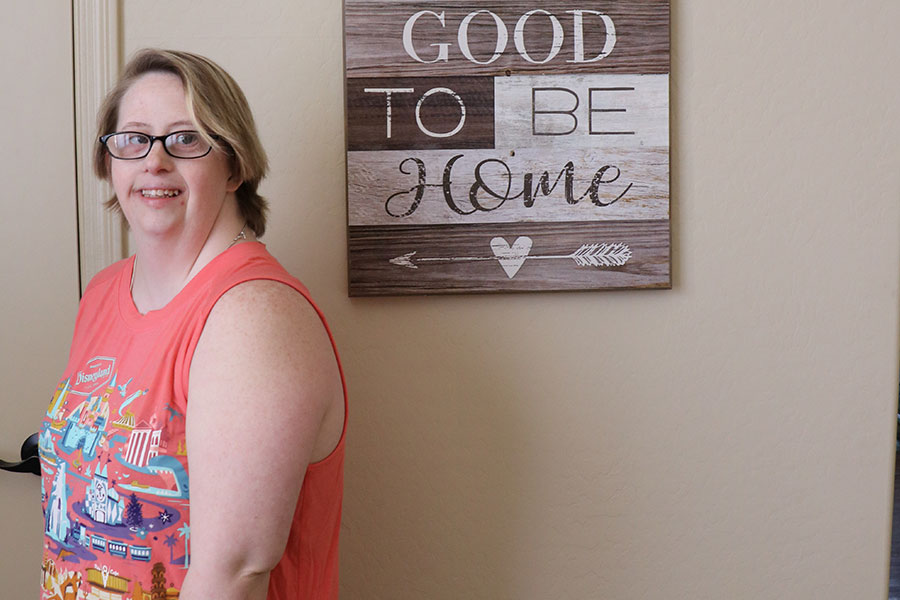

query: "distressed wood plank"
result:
(345, 0), (670, 77)
(348, 76), (495, 150)
(348, 220), (670, 295)
(348, 146), (669, 225)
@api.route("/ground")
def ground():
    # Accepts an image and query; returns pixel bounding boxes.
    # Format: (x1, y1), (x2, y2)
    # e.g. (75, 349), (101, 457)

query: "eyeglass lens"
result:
(104, 131), (210, 159)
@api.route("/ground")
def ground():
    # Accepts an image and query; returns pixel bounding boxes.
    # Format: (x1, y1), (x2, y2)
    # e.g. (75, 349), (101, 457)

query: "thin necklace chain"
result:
(226, 222), (248, 249)
(131, 222), (248, 293)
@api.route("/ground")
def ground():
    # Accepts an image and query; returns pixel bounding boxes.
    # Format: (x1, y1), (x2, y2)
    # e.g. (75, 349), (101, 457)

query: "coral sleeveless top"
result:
(39, 242), (346, 600)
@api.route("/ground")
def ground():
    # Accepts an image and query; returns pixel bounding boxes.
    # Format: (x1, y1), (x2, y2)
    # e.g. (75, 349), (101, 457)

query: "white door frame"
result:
(73, 0), (124, 292)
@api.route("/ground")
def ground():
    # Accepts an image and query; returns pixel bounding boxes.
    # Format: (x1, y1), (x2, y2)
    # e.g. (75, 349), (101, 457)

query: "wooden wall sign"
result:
(345, 1), (670, 295)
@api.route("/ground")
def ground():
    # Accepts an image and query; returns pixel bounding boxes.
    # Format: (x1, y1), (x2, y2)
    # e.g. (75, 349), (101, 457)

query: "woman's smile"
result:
(139, 188), (182, 198)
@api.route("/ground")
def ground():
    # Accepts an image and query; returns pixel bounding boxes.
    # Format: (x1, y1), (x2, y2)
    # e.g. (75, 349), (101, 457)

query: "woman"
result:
(39, 49), (346, 600)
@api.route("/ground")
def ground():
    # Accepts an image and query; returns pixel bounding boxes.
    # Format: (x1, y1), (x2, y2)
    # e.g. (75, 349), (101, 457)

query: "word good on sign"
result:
(402, 9), (617, 65)
(345, 1), (671, 295)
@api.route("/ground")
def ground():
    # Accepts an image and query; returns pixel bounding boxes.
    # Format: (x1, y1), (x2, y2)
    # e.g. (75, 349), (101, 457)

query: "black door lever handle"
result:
(0, 433), (41, 476)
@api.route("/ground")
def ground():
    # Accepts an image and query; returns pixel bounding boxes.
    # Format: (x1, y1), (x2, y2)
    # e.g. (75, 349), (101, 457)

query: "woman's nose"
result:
(143, 139), (173, 172)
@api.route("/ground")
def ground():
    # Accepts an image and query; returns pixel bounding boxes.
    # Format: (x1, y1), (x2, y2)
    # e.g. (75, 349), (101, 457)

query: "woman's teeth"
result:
(141, 189), (181, 198)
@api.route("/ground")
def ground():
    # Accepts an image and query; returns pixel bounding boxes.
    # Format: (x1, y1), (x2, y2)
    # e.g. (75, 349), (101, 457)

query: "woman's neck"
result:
(130, 210), (254, 314)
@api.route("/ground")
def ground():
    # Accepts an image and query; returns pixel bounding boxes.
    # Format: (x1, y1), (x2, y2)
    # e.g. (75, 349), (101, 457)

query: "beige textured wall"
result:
(6, 0), (890, 598)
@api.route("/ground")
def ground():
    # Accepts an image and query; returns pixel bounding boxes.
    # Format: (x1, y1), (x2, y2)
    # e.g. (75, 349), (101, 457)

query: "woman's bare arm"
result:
(180, 280), (344, 600)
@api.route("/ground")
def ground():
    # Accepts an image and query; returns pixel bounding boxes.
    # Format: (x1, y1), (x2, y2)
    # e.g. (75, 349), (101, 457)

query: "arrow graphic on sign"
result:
(389, 237), (633, 279)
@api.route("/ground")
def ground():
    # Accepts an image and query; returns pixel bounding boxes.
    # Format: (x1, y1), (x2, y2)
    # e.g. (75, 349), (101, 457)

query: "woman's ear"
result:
(226, 174), (243, 193)
(226, 155), (242, 192)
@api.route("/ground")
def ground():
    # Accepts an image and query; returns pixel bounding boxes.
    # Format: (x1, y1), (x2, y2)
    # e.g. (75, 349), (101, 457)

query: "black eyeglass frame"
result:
(98, 130), (220, 160)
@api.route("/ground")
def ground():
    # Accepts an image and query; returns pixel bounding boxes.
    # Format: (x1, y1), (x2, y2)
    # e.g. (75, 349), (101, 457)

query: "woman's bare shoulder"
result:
(189, 277), (344, 460)
(205, 278), (332, 351)
(194, 277), (342, 415)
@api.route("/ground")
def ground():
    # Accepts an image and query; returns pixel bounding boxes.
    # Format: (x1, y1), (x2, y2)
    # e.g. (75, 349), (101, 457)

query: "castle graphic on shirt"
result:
(40, 357), (190, 599)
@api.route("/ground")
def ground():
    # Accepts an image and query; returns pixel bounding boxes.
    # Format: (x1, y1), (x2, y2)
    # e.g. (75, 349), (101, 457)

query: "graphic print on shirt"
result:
(40, 356), (190, 599)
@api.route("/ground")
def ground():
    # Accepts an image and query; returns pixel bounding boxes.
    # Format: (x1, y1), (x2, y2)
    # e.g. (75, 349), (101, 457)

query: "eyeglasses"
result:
(99, 130), (218, 159)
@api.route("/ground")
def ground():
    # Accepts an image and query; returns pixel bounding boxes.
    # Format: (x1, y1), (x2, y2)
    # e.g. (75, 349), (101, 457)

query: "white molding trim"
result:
(74, 0), (123, 293)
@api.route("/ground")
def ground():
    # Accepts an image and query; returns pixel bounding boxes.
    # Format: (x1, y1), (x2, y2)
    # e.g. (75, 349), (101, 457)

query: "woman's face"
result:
(110, 71), (238, 246)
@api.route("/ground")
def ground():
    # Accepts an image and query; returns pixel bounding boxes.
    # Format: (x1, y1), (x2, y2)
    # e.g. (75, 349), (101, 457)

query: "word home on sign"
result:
(383, 154), (633, 218)
(347, 147), (669, 227)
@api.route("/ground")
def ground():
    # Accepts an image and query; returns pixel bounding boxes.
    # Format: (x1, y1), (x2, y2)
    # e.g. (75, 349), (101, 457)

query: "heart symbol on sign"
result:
(490, 236), (533, 279)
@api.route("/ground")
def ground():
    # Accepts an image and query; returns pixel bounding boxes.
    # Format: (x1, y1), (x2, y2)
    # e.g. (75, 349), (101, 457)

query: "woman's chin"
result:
(125, 214), (185, 240)
(122, 198), (186, 235)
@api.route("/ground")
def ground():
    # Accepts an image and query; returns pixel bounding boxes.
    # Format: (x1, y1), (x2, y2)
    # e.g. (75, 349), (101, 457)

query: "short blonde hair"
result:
(94, 48), (269, 236)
